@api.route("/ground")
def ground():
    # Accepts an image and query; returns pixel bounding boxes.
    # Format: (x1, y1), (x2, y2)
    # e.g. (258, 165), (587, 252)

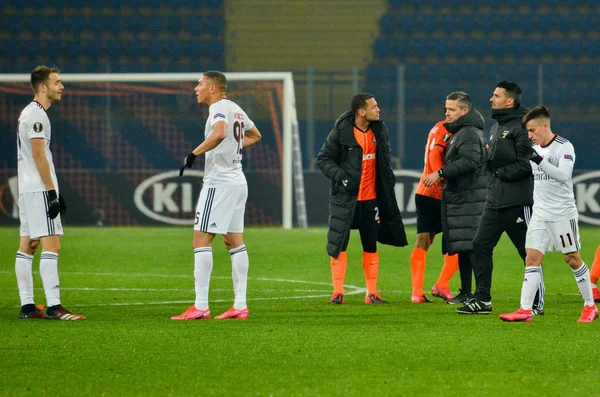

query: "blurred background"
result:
(1, 0), (600, 227)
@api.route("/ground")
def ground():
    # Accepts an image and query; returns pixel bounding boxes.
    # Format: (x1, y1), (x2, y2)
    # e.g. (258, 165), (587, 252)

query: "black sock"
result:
(21, 304), (36, 314)
(47, 304), (61, 313)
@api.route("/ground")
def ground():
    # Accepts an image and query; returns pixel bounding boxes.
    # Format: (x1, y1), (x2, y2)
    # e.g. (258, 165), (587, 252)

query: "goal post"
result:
(0, 72), (307, 229)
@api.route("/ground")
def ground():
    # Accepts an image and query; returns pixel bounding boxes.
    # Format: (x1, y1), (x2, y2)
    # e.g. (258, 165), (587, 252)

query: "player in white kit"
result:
(15, 66), (84, 320)
(500, 105), (598, 323)
(172, 71), (262, 320)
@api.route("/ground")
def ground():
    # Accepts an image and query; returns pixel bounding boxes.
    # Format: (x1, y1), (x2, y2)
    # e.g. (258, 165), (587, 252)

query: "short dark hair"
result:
(522, 105), (551, 128)
(30, 65), (60, 94)
(351, 93), (374, 112)
(496, 81), (522, 106)
(446, 91), (472, 111)
(203, 70), (227, 91)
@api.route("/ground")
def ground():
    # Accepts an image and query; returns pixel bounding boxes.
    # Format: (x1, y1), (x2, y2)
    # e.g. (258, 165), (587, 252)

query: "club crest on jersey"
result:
(442, 134), (450, 142)
(213, 113), (225, 119)
(33, 122), (43, 133)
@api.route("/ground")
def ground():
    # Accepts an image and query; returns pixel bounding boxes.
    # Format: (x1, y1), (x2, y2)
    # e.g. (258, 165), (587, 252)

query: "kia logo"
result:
(394, 170), (421, 225)
(133, 170), (203, 225)
(573, 171), (600, 226)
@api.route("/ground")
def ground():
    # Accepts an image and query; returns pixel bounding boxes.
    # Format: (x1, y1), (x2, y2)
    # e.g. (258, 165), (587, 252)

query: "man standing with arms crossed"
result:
(410, 120), (459, 303)
(15, 66), (84, 320)
(457, 81), (544, 315)
(174, 71), (262, 320)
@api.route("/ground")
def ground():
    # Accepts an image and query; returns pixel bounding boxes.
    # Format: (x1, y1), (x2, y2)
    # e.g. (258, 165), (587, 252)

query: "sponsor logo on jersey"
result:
(33, 122), (44, 133)
(363, 153), (375, 161)
(564, 154), (574, 161)
(134, 170), (204, 225)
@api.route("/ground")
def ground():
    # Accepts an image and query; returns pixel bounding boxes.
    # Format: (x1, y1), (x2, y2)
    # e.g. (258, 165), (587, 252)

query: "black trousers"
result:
(473, 205), (540, 304)
(340, 199), (379, 253)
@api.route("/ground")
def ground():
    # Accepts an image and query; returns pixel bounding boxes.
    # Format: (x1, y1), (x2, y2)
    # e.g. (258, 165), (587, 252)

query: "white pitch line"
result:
(0, 271), (366, 307)
(0, 287), (334, 293)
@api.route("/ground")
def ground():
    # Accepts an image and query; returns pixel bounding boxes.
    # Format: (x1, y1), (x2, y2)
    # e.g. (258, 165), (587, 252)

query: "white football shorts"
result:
(194, 184), (247, 234)
(525, 216), (581, 254)
(19, 192), (64, 239)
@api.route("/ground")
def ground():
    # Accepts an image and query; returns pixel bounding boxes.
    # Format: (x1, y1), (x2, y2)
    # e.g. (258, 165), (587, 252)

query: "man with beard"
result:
(457, 82), (544, 315)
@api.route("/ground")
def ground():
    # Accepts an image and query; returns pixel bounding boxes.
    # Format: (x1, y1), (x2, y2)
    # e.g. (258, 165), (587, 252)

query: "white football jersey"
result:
(203, 98), (255, 187)
(17, 101), (58, 194)
(531, 134), (577, 221)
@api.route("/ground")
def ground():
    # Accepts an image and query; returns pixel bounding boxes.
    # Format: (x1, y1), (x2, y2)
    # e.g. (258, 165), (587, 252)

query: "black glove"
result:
(337, 173), (358, 193)
(528, 148), (543, 165)
(59, 194), (67, 215)
(179, 152), (196, 176)
(46, 190), (61, 219)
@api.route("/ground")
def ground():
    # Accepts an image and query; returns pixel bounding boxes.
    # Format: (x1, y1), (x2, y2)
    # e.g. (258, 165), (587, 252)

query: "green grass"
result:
(1, 226), (599, 396)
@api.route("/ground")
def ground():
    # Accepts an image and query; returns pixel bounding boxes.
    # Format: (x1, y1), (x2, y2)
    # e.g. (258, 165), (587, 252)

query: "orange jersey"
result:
(354, 126), (377, 201)
(416, 121), (452, 200)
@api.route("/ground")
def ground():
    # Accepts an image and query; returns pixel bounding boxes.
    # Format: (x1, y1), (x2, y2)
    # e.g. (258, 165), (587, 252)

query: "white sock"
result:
(40, 251), (60, 307)
(520, 266), (542, 310)
(592, 282), (598, 289)
(15, 252), (34, 306)
(573, 263), (595, 306)
(193, 247), (213, 310)
(230, 245), (249, 310)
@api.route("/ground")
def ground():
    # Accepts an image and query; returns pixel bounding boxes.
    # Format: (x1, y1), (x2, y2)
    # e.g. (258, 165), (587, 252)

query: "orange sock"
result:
(590, 245), (600, 285)
(331, 251), (347, 294)
(362, 251), (379, 295)
(436, 253), (459, 289)
(410, 247), (427, 296)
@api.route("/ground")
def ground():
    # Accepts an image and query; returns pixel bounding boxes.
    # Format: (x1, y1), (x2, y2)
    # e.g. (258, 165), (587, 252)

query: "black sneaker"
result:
(20, 304), (46, 319)
(532, 308), (544, 316)
(456, 298), (492, 314)
(329, 293), (344, 304)
(447, 290), (473, 305)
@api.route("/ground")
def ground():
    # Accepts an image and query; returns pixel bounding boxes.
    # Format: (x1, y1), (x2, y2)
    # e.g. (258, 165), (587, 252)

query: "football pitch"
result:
(1, 226), (599, 396)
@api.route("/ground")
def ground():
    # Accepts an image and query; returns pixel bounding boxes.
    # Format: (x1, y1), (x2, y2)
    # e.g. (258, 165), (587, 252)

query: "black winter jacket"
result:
(486, 105), (534, 209)
(440, 109), (488, 254)
(317, 110), (408, 258)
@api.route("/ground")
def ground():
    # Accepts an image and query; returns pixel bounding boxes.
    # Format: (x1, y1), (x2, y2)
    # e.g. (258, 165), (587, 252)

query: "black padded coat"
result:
(317, 110), (408, 258)
(440, 109), (488, 254)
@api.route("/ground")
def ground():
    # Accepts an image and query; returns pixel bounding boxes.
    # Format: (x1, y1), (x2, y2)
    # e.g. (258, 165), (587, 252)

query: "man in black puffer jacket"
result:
(457, 82), (544, 315)
(424, 91), (487, 305)
(317, 93), (407, 305)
